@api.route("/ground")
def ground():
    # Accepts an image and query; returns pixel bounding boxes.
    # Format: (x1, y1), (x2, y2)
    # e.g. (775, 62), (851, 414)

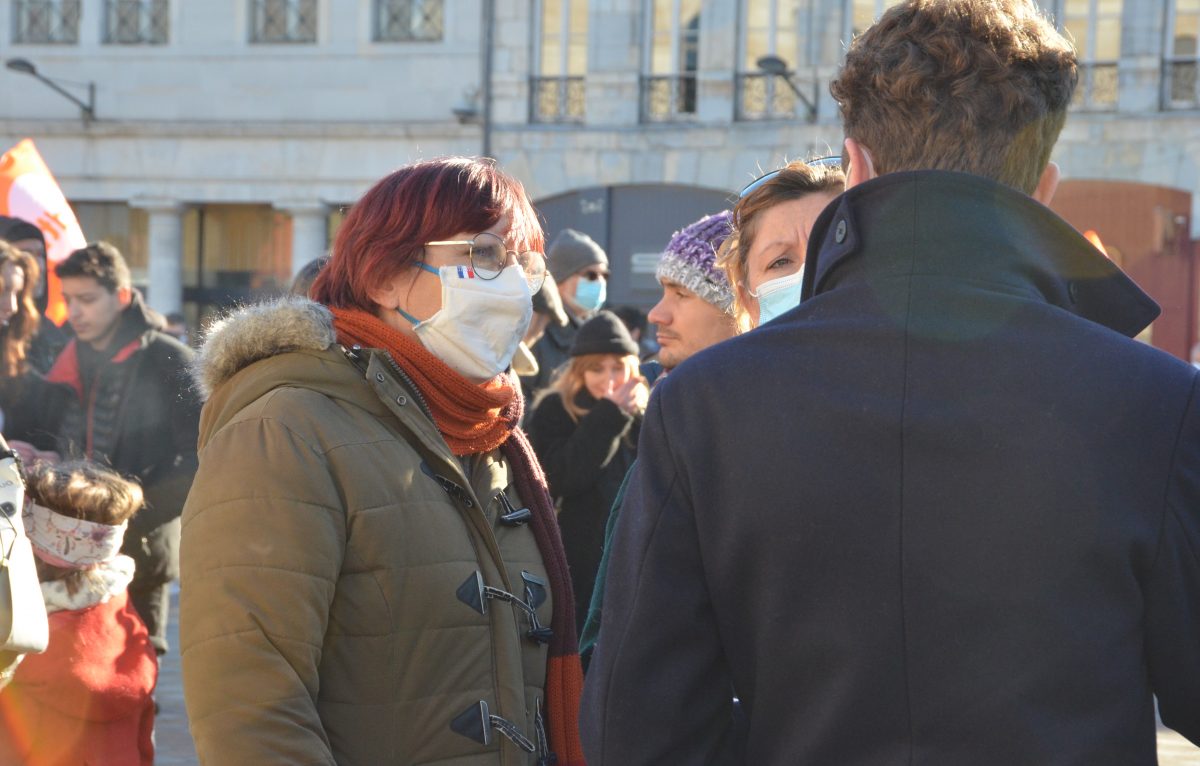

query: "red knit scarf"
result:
(331, 307), (516, 456)
(330, 307), (585, 764)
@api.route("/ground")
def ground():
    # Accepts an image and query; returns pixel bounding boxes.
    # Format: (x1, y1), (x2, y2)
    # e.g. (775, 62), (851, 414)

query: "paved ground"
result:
(155, 585), (198, 765)
(152, 585), (1200, 765)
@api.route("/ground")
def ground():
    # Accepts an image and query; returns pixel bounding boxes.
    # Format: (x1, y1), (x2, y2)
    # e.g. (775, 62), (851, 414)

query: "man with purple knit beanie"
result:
(577, 210), (737, 661)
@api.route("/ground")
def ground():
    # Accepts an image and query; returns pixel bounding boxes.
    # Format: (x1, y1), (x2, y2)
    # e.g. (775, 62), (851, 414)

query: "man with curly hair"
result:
(581, 1), (1200, 763)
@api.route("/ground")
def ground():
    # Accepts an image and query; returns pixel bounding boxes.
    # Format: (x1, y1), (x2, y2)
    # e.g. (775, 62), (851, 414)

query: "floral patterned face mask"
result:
(22, 500), (126, 570)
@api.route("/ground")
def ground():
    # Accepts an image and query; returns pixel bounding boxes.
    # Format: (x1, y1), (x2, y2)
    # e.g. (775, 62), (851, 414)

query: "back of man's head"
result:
(56, 242), (132, 293)
(831, 0), (1077, 194)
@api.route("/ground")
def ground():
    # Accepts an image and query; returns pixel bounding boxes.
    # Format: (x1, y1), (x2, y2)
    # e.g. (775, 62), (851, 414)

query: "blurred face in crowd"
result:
(61, 275), (131, 350)
(0, 261), (24, 327)
(582, 353), (635, 400)
(558, 266), (608, 316)
(10, 238), (46, 299)
(741, 192), (838, 326)
(648, 279), (737, 370)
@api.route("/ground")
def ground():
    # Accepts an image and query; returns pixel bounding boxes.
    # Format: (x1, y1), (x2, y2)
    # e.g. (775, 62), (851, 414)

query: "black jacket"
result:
(0, 371), (67, 451)
(47, 294), (201, 536)
(521, 316), (581, 405)
(581, 171), (1200, 764)
(528, 390), (638, 632)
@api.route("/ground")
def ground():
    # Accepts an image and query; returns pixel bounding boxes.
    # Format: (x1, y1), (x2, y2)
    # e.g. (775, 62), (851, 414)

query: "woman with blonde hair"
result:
(529, 310), (647, 632)
(719, 157), (845, 330)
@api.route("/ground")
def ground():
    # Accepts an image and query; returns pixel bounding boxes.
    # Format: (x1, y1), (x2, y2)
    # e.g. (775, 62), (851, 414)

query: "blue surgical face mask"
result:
(574, 275), (607, 313)
(751, 265), (804, 326)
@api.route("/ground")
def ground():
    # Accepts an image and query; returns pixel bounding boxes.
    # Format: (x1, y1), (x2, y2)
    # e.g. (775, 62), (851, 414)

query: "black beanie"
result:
(548, 228), (608, 282)
(570, 310), (639, 357)
(0, 216), (45, 247)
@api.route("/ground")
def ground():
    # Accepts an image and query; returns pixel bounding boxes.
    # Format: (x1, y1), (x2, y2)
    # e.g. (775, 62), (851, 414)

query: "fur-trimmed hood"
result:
(190, 297), (406, 453)
(192, 297), (336, 400)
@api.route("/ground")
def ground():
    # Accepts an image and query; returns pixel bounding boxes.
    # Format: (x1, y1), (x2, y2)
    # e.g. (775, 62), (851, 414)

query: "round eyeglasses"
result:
(738, 155), (843, 199)
(424, 231), (547, 292)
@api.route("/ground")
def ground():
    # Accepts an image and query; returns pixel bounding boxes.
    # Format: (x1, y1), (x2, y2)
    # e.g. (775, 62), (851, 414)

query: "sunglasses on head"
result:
(738, 155), (842, 199)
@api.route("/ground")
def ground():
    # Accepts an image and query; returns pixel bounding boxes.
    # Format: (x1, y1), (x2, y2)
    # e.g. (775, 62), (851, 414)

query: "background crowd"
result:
(0, 0), (1197, 764)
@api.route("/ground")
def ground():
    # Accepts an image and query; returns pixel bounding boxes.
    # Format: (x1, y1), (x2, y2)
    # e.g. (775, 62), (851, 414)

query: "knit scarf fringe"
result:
(330, 306), (585, 764)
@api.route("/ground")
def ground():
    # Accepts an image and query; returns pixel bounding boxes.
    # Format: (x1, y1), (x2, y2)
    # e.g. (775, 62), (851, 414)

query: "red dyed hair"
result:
(313, 157), (545, 310)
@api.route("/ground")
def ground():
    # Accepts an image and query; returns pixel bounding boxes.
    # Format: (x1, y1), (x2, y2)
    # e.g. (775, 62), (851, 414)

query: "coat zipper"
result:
(381, 352), (436, 423)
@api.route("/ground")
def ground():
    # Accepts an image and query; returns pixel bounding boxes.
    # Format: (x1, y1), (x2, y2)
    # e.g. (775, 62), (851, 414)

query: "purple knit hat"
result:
(655, 210), (735, 313)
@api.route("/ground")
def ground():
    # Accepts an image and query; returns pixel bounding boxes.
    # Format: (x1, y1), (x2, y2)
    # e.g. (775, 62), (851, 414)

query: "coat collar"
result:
(801, 170), (1160, 338)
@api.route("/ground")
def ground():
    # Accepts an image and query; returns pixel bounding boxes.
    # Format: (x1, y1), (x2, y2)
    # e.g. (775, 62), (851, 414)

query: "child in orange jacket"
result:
(0, 460), (156, 766)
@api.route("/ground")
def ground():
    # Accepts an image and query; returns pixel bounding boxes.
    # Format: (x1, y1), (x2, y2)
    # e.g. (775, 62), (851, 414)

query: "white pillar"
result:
(131, 199), (184, 316)
(277, 201), (329, 279)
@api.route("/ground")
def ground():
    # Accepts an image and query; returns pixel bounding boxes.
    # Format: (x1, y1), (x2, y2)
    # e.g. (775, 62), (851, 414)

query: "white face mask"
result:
(398, 263), (533, 380)
(751, 264), (805, 327)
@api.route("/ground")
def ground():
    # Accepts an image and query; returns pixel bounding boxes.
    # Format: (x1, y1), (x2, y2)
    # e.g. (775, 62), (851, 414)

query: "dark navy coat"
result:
(581, 171), (1200, 765)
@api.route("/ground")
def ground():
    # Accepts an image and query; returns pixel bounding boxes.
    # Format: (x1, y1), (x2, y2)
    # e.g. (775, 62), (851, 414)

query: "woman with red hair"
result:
(181, 157), (584, 765)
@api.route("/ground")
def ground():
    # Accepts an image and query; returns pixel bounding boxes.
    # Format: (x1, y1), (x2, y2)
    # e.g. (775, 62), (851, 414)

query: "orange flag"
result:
(0, 139), (87, 326)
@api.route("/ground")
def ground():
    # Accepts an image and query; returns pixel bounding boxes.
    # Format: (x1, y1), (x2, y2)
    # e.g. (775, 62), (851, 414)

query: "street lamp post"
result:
(756, 54), (816, 122)
(5, 58), (95, 122)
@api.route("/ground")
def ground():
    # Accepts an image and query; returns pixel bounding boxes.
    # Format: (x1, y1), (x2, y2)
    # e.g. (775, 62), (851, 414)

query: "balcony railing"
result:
(374, 0), (443, 42)
(736, 71), (801, 121)
(1164, 58), (1199, 110)
(1070, 61), (1118, 111)
(530, 76), (585, 123)
(640, 74), (698, 123)
(104, 0), (169, 45)
(13, 0), (81, 44)
(250, 0), (317, 44)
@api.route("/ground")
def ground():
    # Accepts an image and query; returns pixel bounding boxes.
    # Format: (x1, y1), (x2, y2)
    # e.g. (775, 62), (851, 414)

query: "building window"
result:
(12, 0), (81, 44)
(71, 202), (149, 287)
(182, 205), (293, 330)
(531, 0), (587, 122)
(374, 0), (442, 42)
(1055, 0), (1120, 110)
(641, 0), (701, 122)
(104, 0), (169, 44)
(250, 0), (317, 44)
(737, 0), (806, 120)
(844, 0), (901, 41)
(1166, 0), (1200, 108)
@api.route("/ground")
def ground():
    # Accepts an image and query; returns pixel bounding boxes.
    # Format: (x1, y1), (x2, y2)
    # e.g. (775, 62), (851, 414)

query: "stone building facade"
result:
(0, 0), (1196, 327)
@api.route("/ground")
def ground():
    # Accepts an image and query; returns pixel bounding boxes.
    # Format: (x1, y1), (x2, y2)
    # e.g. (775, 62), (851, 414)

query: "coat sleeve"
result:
(1146, 374), (1200, 746)
(579, 383), (738, 765)
(181, 409), (344, 766)
(135, 340), (202, 533)
(528, 394), (635, 498)
(577, 464), (634, 660)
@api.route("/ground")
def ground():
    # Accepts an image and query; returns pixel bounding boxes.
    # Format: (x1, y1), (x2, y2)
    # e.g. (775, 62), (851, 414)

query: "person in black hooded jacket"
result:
(43, 242), (201, 655)
(528, 311), (647, 633)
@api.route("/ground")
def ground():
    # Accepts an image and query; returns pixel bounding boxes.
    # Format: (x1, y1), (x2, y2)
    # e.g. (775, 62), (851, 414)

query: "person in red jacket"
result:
(0, 460), (156, 766)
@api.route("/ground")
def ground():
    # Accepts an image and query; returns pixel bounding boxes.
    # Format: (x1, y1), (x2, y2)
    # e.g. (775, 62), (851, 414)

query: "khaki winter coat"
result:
(180, 299), (553, 765)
